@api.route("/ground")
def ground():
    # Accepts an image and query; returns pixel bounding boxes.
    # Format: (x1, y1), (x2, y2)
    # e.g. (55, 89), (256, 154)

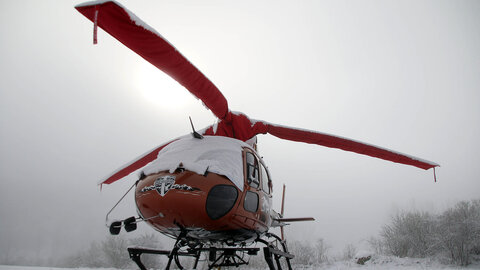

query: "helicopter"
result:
(76, 1), (439, 269)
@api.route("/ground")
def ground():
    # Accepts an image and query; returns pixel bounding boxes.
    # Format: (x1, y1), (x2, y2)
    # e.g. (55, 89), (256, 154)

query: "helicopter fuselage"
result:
(134, 136), (274, 244)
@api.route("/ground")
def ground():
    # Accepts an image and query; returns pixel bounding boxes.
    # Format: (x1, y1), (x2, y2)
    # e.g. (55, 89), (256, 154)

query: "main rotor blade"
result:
(205, 113), (438, 170)
(261, 121), (438, 170)
(99, 139), (176, 185)
(76, 1), (229, 120)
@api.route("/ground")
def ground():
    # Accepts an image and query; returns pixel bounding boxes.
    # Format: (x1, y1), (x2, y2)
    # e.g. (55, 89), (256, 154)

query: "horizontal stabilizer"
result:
(275, 217), (315, 223)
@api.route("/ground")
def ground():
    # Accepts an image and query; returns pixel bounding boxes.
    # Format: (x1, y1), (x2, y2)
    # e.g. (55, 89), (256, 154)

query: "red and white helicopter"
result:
(76, 1), (438, 269)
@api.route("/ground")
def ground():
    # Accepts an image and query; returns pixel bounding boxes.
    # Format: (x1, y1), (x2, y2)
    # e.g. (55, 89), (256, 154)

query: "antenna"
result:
(189, 116), (204, 139)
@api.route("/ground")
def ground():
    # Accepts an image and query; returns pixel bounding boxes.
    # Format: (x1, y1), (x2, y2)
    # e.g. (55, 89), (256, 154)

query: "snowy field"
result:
(2, 255), (480, 270)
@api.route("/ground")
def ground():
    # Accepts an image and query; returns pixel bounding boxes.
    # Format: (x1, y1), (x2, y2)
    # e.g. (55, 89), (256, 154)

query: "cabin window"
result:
(244, 191), (259, 213)
(260, 164), (270, 194)
(246, 152), (260, 189)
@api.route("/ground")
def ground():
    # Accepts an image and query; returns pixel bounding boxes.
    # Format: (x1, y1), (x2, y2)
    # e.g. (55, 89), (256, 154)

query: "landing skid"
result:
(259, 232), (294, 270)
(127, 233), (294, 270)
(128, 246), (198, 270)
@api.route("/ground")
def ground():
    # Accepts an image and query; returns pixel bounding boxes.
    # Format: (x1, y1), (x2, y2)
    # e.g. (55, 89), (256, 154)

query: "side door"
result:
(243, 149), (271, 231)
(258, 160), (273, 227)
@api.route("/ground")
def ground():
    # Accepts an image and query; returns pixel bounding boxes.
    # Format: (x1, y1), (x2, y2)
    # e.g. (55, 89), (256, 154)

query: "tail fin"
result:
(276, 184), (315, 240)
(280, 184), (286, 240)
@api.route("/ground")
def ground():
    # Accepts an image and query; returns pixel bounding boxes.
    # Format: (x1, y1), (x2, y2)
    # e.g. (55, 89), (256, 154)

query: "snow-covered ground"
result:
(2, 255), (480, 270)
(289, 256), (480, 269)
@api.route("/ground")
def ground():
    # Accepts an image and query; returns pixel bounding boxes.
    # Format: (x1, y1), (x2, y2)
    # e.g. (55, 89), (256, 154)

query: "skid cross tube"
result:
(200, 247), (259, 269)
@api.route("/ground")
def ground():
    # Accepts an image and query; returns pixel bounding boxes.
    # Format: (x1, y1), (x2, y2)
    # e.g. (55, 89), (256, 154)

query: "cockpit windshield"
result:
(246, 152), (260, 189)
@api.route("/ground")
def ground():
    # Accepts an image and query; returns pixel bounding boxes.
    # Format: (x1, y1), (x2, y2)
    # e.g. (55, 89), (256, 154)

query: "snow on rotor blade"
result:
(99, 140), (176, 185)
(198, 112), (438, 171)
(251, 119), (439, 171)
(75, 1), (230, 120)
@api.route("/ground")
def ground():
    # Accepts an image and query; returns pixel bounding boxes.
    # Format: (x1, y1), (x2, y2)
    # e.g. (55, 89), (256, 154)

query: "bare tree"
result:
(367, 236), (385, 255)
(381, 210), (436, 258)
(436, 200), (480, 266)
(63, 233), (168, 268)
(288, 238), (329, 266)
(314, 238), (330, 263)
(342, 243), (357, 260)
(101, 235), (132, 268)
(377, 199), (480, 266)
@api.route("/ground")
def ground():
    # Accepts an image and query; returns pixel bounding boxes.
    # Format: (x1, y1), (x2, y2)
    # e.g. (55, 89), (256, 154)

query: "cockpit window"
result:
(260, 164), (270, 194)
(246, 152), (260, 189)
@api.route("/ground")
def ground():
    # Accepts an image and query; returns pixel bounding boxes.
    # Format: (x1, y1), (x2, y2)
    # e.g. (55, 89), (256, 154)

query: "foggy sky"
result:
(1, 0), (479, 262)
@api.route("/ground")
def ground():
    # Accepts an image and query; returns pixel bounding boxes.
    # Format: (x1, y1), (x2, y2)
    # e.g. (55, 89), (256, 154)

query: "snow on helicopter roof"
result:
(141, 136), (250, 191)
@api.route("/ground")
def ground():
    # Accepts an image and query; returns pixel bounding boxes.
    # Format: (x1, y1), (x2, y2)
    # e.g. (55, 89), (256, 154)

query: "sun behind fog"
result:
(134, 62), (193, 111)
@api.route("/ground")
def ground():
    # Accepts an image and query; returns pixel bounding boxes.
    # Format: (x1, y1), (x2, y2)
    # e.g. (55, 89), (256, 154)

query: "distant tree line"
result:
(370, 199), (480, 266)
(62, 199), (478, 268)
(7, 199), (476, 268)
(58, 233), (331, 269)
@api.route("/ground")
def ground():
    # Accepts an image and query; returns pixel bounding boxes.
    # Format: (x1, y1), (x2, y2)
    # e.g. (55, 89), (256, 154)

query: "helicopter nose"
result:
(135, 171), (242, 230)
(205, 185), (239, 220)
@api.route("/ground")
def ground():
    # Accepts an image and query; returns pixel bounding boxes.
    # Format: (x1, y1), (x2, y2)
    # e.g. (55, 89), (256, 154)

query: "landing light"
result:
(206, 185), (238, 220)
